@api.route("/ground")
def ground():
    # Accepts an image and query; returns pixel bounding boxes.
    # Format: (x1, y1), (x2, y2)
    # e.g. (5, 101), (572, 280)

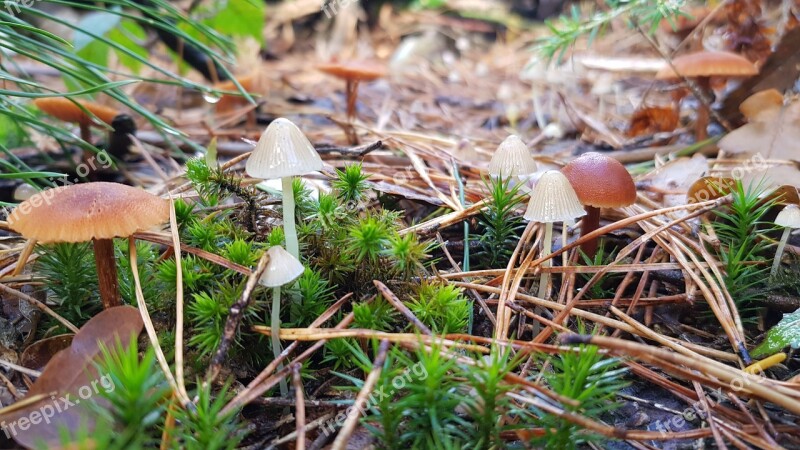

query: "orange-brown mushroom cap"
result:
(561, 152), (637, 208)
(33, 98), (119, 126)
(686, 176), (736, 203)
(317, 61), (387, 82)
(8, 182), (168, 243)
(214, 75), (260, 113)
(656, 51), (758, 80)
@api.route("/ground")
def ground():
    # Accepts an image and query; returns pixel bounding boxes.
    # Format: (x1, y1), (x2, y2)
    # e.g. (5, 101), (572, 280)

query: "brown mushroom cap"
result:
(656, 51), (758, 80)
(560, 152), (637, 208)
(686, 176), (736, 203)
(33, 98), (119, 126)
(213, 75), (260, 112)
(8, 182), (168, 243)
(317, 61), (387, 82)
(761, 184), (800, 206)
(213, 75), (256, 92)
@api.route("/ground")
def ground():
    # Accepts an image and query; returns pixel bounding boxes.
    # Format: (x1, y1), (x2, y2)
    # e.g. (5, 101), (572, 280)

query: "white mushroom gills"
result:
(771, 205), (800, 277)
(259, 245), (306, 396)
(524, 170), (586, 299)
(246, 118), (323, 259)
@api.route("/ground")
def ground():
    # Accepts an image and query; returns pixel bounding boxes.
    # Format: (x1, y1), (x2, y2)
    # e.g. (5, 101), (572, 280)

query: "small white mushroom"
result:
(488, 135), (538, 179)
(524, 171), (586, 299)
(259, 245), (305, 396)
(771, 205), (800, 277)
(246, 118), (323, 259)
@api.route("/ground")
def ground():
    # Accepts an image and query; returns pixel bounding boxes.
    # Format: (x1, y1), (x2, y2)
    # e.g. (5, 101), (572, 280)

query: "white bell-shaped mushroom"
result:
(524, 171), (585, 299)
(488, 135), (537, 178)
(246, 118), (323, 259)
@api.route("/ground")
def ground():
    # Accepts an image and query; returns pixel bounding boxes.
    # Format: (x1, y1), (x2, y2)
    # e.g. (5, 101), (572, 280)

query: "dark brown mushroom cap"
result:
(8, 182), (169, 243)
(317, 61), (387, 82)
(560, 152), (637, 208)
(656, 51), (758, 80)
(33, 98), (119, 126)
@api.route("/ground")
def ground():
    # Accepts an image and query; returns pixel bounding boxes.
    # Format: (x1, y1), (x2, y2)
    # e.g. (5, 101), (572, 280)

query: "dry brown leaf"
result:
(627, 105), (679, 138)
(718, 99), (800, 161)
(639, 154), (709, 207)
(20, 335), (74, 373)
(1, 306), (143, 449)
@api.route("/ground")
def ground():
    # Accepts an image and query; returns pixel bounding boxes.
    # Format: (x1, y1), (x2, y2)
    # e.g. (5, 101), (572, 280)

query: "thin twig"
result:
(292, 364), (306, 450)
(168, 197), (189, 403)
(205, 251), (270, 384)
(373, 280), (432, 335)
(129, 238), (190, 407)
(331, 339), (390, 450)
(0, 283), (78, 333)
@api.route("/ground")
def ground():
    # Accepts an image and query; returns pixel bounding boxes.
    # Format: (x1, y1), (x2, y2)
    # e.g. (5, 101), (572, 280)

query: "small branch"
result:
(292, 364), (306, 450)
(373, 280), (432, 335)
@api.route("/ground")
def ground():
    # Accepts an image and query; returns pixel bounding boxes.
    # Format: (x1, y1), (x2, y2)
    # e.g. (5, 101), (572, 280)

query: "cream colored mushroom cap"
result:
(7, 182), (168, 243)
(488, 135), (537, 177)
(259, 245), (305, 287)
(524, 171), (586, 222)
(775, 205), (800, 228)
(246, 118), (323, 180)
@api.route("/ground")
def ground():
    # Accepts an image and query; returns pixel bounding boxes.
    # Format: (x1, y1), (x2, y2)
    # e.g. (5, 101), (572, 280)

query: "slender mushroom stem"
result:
(537, 221), (553, 299)
(344, 79), (360, 144)
(345, 79), (359, 121)
(93, 238), (120, 309)
(580, 206), (601, 258)
(562, 219), (570, 267)
(271, 286), (289, 396)
(282, 176), (299, 260)
(694, 77), (712, 141)
(770, 227), (792, 277)
(79, 121), (92, 144)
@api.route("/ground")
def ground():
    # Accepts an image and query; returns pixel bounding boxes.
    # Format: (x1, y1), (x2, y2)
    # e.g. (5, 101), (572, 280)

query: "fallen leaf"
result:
(638, 154), (709, 207)
(718, 98), (800, 161)
(0, 306), (143, 449)
(20, 335), (74, 372)
(627, 105), (679, 138)
(741, 165), (800, 190)
(751, 309), (800, 358)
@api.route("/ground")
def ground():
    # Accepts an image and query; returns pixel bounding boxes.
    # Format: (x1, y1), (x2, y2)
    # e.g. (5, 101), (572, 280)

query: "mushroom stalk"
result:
(580, 206), (601, 258)
(93, 238), (120, 309)
(79, 122), (92, 144)
(282, 176), (299, 260)
(271, 286), (289, 396)
(770, 227), (791, 277)
(694, 77), (711, 141)
(537, 222), (553, 299)
(345, 79), (359, 122)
